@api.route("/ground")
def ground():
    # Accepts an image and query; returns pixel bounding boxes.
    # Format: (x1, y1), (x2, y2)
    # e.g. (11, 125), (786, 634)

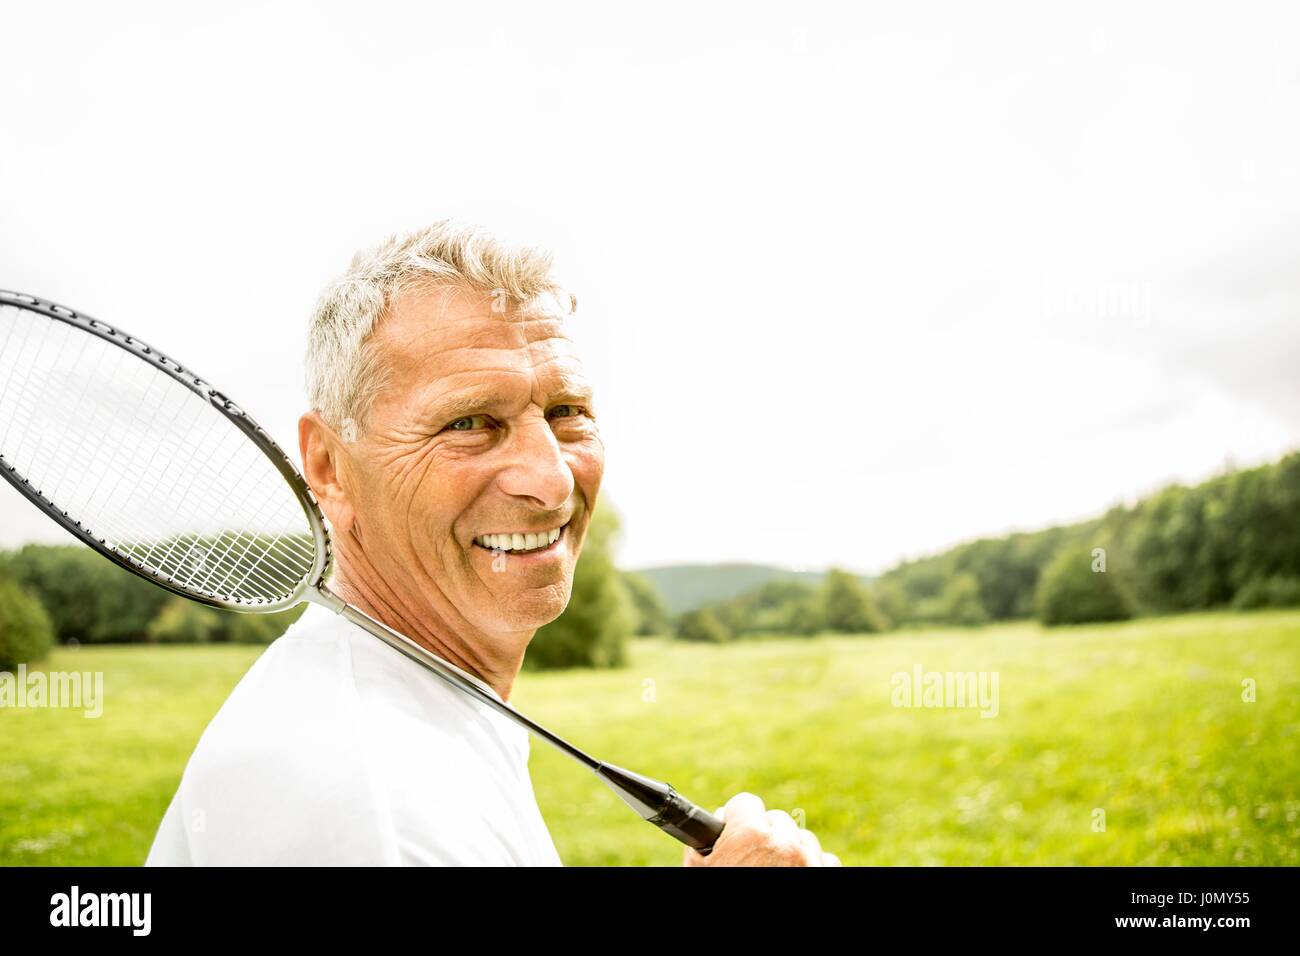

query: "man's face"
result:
(337, 285), (604, 638)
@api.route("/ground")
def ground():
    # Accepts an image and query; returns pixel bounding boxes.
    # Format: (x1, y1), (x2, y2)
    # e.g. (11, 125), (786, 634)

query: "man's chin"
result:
(476, 581), (574, 633)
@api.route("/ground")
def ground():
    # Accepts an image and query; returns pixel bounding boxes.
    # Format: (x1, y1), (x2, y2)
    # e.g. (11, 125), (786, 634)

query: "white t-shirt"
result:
(145, 603), (563, 866)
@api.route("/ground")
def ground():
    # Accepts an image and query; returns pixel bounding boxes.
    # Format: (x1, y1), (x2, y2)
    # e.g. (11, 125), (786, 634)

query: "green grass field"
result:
(2, 610), (1297, 866)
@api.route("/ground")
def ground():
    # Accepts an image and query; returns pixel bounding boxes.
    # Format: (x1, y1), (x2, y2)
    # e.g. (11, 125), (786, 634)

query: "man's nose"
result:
(496, 418), (575, 510)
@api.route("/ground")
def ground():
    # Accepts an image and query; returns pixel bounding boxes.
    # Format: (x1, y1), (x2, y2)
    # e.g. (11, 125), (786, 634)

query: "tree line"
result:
(0, 540), (310, 669)
(670, 450), (1300, 640)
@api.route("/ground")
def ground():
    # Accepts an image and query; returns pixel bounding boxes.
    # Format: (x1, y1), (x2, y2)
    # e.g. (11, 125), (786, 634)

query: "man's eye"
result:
(548, 405), (588, 420)
(445, 415), (491, 432)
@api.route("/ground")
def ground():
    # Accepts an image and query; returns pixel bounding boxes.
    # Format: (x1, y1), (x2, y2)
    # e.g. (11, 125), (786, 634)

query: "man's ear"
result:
(299, 411), (357, 535)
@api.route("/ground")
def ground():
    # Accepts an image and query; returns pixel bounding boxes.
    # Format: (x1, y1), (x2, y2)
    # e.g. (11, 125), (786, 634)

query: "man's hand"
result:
(682, 792), (842, 866)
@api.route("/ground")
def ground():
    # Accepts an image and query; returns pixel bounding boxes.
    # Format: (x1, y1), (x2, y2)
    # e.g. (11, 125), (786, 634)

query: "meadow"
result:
(1, 610), (1297, 866)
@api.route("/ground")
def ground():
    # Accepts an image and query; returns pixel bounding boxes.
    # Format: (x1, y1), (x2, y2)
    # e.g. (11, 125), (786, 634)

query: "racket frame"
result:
(0, 289), (332, 613)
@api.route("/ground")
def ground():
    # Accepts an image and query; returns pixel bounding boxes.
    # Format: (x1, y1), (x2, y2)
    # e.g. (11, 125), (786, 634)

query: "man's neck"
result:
(328, 554), (525, 702)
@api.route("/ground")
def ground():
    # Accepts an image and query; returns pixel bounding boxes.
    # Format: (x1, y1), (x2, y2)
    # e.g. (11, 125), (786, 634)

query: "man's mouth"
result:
(472, 523), (566, 555)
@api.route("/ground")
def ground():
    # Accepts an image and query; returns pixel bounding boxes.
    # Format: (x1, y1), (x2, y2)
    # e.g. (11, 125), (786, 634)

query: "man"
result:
(146, 221), (840, 866)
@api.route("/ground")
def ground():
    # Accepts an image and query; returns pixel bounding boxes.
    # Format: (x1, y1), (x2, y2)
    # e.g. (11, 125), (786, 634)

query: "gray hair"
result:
(305, 219), (576, 439)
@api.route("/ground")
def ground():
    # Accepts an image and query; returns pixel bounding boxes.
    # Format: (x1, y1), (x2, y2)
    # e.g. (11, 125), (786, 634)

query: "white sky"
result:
(1, 1), (1297, 574)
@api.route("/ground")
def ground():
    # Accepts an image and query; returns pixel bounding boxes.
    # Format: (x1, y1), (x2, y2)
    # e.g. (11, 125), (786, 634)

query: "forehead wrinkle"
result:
(382, 312), (570, 374)
(412, 340), (572, 390)
(423, 359), (590, 412)
(376, 304), (586, 411)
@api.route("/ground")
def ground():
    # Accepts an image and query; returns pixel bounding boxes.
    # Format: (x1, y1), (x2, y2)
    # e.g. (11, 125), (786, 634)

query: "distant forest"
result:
(642, 450), (1300, 641)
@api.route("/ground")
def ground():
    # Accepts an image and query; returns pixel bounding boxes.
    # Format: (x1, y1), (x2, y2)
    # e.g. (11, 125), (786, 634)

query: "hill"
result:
(633, 562), (867, 614)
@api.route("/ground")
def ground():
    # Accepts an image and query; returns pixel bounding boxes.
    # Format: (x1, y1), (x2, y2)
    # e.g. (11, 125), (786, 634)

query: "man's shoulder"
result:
(152, 603), (556, 865)
(155, 604), (402, 863)
(179, 603), (493, 801)
(193, 603), (497, 762)
(182, 605), (357, 771)
(204, 604), (352, 723)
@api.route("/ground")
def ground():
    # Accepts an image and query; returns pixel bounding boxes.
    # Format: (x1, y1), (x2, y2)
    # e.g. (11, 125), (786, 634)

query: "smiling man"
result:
(146, 221), (839, 866)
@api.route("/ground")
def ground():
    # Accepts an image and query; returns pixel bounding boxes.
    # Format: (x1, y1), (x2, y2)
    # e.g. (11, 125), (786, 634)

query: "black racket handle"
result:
(654, 788), (727, 854)
(594, 761), (726, 854)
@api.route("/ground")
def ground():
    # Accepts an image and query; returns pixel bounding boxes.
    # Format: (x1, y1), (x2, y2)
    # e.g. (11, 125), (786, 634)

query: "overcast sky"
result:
(2, 1), (1297, 574)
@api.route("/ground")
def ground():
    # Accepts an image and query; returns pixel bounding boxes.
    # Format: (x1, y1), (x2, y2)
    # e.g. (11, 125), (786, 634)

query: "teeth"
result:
(474, 526), (564, 552)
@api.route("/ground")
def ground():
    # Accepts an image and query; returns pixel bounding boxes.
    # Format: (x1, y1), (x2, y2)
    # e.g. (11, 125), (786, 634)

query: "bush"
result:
(940, 573), (989, 627)
(873, 578), (912, 629)
(1036, 546), (1135, 626)
(4, 544), (168, 643)
(751, 583), (823, 636)
(225, 608), (302, 644)
(146, 598), (224, 643)
(675, 607), (733, 643)
(724, 579), (822, 636)
(819, 568), (889, 634)
(146, 597), (306, 645)
(1232, 575), (1300, 610)
(0, 577), (55, 669)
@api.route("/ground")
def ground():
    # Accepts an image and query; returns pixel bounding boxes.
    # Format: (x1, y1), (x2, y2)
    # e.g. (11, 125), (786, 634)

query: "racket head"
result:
(0, 290), (332, 613)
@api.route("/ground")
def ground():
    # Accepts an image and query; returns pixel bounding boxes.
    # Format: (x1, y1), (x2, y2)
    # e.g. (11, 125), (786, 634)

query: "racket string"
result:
(0, 303), (319, 604)
(19, 319), (85, 494)
(1, 313), (60, 473)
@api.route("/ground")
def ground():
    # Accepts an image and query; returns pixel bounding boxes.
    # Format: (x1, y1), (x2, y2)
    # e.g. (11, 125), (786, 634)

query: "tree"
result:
(718, 579), (821, 636)
(675, 607), (733, 643)
(4, 544), (168, 643)
(147, 598), (224, 643)
(750, 579), (823, 635)
(623, 572), (673, 636)
(872, 578), (911, 629)
(0, 576), (55, 669)
(1126, 485), (1209, 612)
(940, 572), (989, 627)
(146, 597), (306, 644)
(224, 606), (305, 644)
(526, 507), (633, 670)
(1036, 546), (1135, 626)
(1231, 575), (1300, 610)
(819, 568), (888, 634)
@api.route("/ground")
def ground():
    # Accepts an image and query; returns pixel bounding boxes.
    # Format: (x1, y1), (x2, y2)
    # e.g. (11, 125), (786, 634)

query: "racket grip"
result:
(594, 762), (726, 854)
(655, 788), (727, 854)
